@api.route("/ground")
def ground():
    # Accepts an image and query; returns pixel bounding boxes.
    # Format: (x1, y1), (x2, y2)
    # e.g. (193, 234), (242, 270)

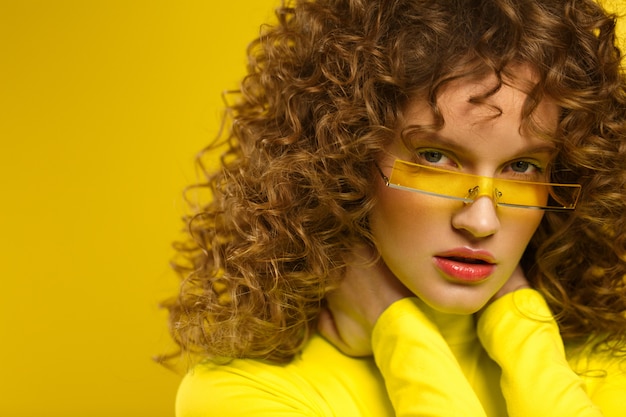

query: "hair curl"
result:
(162, 0), (626, 364)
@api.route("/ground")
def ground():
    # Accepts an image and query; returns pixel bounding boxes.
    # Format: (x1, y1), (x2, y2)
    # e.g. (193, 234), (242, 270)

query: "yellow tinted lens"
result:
(387, 160), (581, 210)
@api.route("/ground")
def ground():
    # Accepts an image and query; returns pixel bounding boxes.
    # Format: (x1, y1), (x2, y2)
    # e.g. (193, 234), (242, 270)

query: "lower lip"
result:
(433, 257), (496, 283)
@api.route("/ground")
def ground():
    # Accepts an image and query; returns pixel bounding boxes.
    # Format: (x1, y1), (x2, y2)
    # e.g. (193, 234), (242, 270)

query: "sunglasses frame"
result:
(377, 159), (582, 211)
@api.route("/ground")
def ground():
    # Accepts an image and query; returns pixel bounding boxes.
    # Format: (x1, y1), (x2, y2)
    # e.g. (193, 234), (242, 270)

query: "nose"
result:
(452, 195), (501, 238)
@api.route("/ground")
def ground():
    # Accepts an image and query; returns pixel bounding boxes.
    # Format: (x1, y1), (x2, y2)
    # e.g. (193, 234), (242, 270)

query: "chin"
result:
(429, 304), (483, 315)
(419, 293), (492, 316)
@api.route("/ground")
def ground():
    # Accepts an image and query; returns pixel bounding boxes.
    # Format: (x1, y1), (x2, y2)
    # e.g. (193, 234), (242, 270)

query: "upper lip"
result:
(435, 247), (497, 264)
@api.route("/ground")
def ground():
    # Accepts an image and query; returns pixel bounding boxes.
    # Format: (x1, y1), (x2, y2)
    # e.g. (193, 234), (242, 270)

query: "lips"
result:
(433, 248), (497, 283)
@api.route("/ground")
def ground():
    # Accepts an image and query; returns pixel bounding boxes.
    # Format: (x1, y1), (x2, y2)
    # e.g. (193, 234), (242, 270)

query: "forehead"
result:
(395, 65), (559, 163)
(401, 65), (558, 142)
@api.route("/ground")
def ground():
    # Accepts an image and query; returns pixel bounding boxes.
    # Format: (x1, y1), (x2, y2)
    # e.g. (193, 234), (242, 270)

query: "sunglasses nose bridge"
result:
(464, 176), (497, 203)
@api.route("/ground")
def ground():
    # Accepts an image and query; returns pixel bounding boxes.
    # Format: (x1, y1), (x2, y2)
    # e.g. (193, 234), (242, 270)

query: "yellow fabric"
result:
(372, 298), (502, 417)
(477, 289), (624, 416)
(176, 290), (626, 416)
(176, 334), (393, 416)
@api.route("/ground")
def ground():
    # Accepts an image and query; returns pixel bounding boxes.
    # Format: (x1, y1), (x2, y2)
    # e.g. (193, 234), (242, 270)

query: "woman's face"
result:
(370, 69), (557, 314)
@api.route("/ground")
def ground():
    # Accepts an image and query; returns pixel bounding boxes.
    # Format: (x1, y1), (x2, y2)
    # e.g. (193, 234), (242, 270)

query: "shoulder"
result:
(567, 341), (626, 417)
(175, 334), (391, 417)
(176, 357), (320, 417)
(175, 342), (326, 417)
(567, 340), (626, 378)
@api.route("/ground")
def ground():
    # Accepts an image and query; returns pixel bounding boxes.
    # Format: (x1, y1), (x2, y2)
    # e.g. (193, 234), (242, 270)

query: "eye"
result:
(505, 160), (546, 180)
(421, 150), (444, 163)
(416, 149), (457, 167)
(511, 161), (535, 173)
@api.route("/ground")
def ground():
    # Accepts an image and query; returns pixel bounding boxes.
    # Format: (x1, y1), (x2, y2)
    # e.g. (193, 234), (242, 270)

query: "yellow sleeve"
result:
(477, 289), (608, 417)
(372, 298), (487, 417)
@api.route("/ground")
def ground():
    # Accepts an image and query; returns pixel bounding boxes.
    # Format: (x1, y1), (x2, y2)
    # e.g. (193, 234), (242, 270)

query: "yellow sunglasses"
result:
(379, 159), (581, 211)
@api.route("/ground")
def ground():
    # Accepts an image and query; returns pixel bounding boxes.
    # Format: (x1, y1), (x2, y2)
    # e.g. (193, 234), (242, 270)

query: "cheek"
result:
(370, 183), (451, 247)
(499, 210), (545, 253)
(372, 183), (418, 231)
(373, 185), (422, 222)
(371, 185), (413, 251)
(512, 210), (544, 236)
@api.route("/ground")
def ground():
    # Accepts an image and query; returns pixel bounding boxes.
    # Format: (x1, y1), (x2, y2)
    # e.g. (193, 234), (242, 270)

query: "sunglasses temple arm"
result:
(375, 163), (391, 186)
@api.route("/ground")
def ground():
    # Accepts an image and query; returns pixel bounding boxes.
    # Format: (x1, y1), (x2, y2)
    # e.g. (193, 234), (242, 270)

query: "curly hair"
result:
(162, 0), (626, 364)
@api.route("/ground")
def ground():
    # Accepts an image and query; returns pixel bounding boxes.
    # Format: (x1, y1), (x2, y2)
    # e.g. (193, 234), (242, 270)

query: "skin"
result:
(318, 67), (558, 356)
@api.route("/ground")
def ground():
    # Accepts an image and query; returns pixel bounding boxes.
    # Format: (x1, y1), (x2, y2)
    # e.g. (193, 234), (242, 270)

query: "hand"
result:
(317, 245), (413, 356)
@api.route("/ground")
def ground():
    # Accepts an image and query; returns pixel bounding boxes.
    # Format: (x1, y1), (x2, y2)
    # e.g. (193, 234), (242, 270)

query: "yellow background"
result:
(1, 1), (278, 416)
(0, 1), (623, 416)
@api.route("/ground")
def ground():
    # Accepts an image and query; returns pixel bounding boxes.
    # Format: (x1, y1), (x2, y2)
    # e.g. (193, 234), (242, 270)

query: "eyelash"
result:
(415, 149), (546, 180)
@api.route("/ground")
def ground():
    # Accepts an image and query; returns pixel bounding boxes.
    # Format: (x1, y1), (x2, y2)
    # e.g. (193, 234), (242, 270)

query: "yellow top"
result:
(176, 289), (626, 416)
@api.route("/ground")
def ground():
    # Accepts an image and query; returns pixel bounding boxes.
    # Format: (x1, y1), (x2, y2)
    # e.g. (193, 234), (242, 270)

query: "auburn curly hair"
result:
(162, 0), (626, 364)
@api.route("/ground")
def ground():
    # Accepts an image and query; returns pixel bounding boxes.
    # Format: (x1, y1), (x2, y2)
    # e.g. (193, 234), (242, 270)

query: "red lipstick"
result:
(433, 248), (497, 283)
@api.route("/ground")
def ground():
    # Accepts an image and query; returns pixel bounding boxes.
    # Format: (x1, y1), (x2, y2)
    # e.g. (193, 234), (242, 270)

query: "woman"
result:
(164, 0), (626, 415)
